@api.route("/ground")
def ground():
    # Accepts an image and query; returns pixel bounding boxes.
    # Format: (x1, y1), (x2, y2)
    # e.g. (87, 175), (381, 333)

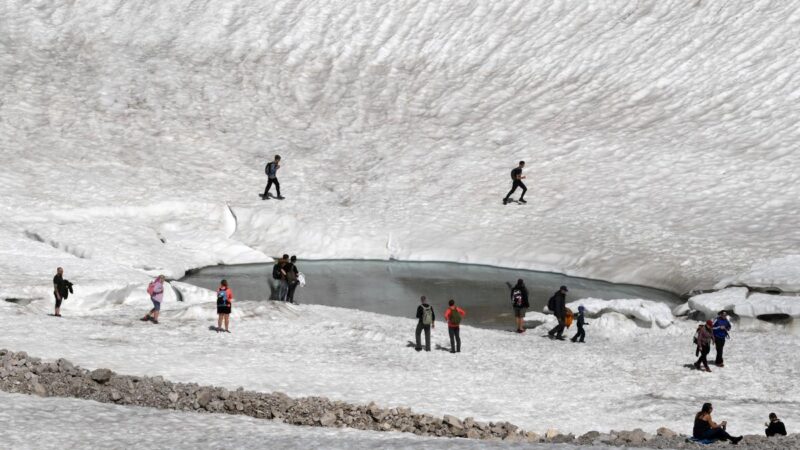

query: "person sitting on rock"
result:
(765, 412), (787, 437)
(693, 403), (742, 444)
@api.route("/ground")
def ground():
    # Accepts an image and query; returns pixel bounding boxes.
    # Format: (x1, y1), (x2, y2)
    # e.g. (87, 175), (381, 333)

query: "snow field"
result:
(1, 289), (797, 437)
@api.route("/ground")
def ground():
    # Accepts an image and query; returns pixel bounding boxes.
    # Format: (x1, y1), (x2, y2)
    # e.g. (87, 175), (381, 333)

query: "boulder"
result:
(319, 412), (337, 427)
(657, 427), (678, 438)
(33, 382), (47, 397)
(90, 369), (113, 384)
(545, 428), (560, 440)
(196, 389), (212, 408)
(443, 414), (463, 429)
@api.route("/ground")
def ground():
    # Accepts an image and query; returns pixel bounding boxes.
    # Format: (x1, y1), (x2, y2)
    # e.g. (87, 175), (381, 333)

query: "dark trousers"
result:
(695, 344), (711, 369)
(699, 427), (734, 441)
(549, 318), (565, 338)
(714, 337), (725, 364)
(54, 292), (63, 309)
(415, 323), (431, 351)
(504, 180), (527, 200)
(263, 178), (281, 197)
(278, 280), (289, 301)
(287, 281), (298, 303)
(448, 327), (461, 352)
(571, 325), (585, 342)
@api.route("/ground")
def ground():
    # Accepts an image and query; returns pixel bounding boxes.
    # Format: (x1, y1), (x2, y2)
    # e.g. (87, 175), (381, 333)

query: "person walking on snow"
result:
(547, 286), (568, 340)
(52, 267), (72, 317)
(142, 275), (165, 324)
(712, 310), (732, 367)
(283, 255), (300, 303)
(415, 296), (435, 351)
(509, 279), (529, 333)
(216, 279), (233, 332)
(262, 155), (284, 200)
(694, 320), (714, 372)
(571, 305), (589, 343)
(444, 299), (466, 353)
(503, 161), (527, 205)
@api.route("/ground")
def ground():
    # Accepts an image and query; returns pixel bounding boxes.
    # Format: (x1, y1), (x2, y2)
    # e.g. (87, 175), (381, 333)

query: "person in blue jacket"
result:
(712, 310), (732, 367)
(571, 305), (589, 343)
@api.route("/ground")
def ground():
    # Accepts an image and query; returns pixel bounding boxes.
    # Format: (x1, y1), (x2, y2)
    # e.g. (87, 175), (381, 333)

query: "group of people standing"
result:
(414, 297), (466, 353)
(271, 254), (302, 303)
(693, 310), (732, 372)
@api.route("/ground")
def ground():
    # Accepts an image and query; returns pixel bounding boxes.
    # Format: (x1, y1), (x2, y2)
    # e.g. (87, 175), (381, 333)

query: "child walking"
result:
(570, 305), (588, 343)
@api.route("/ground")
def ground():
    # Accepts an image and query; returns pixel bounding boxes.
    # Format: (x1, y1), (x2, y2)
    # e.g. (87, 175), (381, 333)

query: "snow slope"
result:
(2, 294), (797, 436)
(2, 0), (800, 295)
(3, 392), (649, 450)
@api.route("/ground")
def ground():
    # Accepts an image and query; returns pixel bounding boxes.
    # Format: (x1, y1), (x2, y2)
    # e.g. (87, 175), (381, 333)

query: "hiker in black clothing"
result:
(693, 403), (742, 444)
(52, 267), (72, 317)
(503, 161), (527, 205)
(765, 413), (787, 437)
(286, 255), (300, 303)
(415, 296), (435, 352)
(262, 155), (284, 200)
(547, 285), (568, 340)
(277, 254), (292, 301)
(509, 279), (529, 333)
(571, 305), (589, 343)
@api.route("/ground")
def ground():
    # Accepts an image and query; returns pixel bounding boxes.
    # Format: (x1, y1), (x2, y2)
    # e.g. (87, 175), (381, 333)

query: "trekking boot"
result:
(151, 319), (159, 325)
(503, 198), (508, 205)
(276, 196), (285, 200)
(519, 199), (527, 203)
(731, 436), (743, 445)
(693, 362), (701, 370)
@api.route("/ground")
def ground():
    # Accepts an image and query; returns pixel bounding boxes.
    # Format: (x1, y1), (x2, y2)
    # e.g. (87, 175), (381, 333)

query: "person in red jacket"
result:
(444, 299), (466, 353)
(216, 279), (234, 333)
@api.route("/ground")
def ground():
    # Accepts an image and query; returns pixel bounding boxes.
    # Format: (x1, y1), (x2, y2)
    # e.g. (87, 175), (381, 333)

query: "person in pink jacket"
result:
(141, 275), (165, 324)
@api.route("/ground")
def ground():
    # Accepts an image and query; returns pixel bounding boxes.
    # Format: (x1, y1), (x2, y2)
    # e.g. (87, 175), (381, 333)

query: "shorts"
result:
(217, 304), (231, 315)
(151, 299), (161, 311)
(513, 307), (527, 318)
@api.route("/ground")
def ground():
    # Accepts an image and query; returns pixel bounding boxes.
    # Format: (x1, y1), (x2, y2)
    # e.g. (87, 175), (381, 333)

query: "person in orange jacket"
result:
(444, 299), (466, 353)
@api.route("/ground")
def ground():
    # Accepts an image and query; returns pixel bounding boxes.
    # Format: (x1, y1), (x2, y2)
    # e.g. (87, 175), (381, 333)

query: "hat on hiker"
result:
(705, 320), (713, 327)
(578, 305), (585, 312)
(560, 285), (568, 292)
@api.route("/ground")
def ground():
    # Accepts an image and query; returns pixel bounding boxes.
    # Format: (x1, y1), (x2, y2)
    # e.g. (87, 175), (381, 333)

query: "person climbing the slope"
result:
(52, 267), (72, 317)
(262, 154), (284, 200)
(414, 296), (435, 352)
(216, 279), (233, 333)
(694, 320), (714, 372)
(444, 299), (466, 353)
(509, 279), (529, 333)
(547, 285), (568, 340)
(712, 310), (732, 367)
(692, 403), (742, 444)
(141, 275), (165, 324)
(571, 305), (589, 343)
(503, 161), (527, 205)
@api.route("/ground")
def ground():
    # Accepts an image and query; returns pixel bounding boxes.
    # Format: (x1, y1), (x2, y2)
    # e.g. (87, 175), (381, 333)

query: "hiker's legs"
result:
(217, 313), (223, 329)
(553, 318), (565, 338)
(278, 280), (289, 301)
(54, 293), (62, 316)
(424, 325), (431, 351)
(415, 322), (424, 350)
(448, 327), (456, 352)
(714, 337), (725, 365)
(695, 344), (710, 369)
(454, 327), (461, 352)
(572, 326), (585, 342)
(287, 281), (298, 303)
(702, 428), (733, 442)
(224, 314), (230, 331)
(264, 179), (275, 197)
(517, 181), (528, 200)
(504, 182), (518, 200)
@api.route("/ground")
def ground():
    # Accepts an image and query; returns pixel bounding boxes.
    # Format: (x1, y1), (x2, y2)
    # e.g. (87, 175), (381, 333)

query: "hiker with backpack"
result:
(262, 155), (284, 200)
(547, 285), (568, 340)
(712, 310), (732, 367)
(694, 320), (714, 372)
(283, 255), (300, 303)
(415, 296), (435, 352)
(571, 305), (589, 343)
(444, 299), (466, 353)
(503, 161), (527, 205)
(142, 275), (165, 324)
(692, 403), (743, 444)
(270, 255), (288, 301)
(509, 279), (529, 333)
(52, 267), (72, 317)
(216, 279), (233, 333)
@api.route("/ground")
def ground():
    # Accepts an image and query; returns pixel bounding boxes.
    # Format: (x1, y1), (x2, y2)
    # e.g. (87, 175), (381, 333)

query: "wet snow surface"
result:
(1, 392), (645, 450)
(2, 0), (800, 446)
(2, 295), (798, 437)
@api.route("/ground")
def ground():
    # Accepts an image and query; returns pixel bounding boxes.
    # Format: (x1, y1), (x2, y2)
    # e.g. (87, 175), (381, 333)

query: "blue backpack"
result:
(217, 289), (228, 307)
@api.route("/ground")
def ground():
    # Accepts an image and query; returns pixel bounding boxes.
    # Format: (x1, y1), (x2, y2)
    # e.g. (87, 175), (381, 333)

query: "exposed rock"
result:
(443, 414), (463, 429)
(196, 389), (212, 408)
(33, 382), (47, 397)
(657, 427), (677, 438)
(545, 428), (560, 440)
(319, 412), (337, 427)
(89, 369), (113, 384)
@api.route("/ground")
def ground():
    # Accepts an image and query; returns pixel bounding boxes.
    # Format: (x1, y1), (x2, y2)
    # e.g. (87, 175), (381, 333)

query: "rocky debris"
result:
(1, 349), (799, 449)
